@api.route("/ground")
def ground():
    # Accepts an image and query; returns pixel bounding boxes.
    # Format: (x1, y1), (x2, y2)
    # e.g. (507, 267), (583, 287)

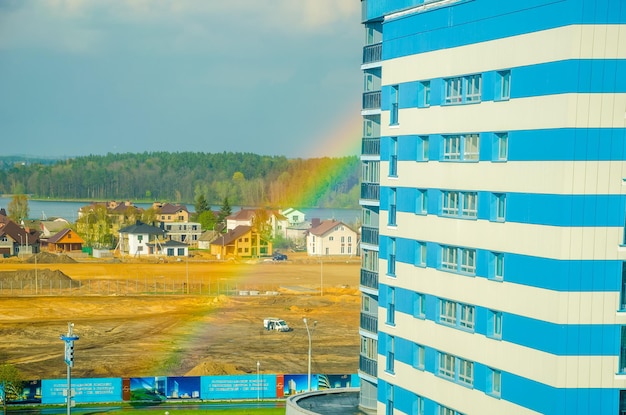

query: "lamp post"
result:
(303, 317), (317, 392)
(60, 323), (79, 415)
(256, 361), (260, 402)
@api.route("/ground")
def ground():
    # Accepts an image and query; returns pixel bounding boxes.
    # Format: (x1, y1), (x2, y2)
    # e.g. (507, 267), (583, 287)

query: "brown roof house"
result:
(154, 203), (190, 223)
(0, 213), (40, 257)
(209, 225), (272, 259)
(42, 229), (85, 253)
(306, 220), (358, 256)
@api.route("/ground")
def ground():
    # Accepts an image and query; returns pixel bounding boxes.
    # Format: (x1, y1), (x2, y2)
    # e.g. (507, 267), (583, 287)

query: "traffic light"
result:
(65, 342), (74, 367)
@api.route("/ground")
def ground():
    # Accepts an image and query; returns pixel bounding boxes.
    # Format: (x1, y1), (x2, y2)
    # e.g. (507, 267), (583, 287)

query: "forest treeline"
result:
(0, 152), (360, 208)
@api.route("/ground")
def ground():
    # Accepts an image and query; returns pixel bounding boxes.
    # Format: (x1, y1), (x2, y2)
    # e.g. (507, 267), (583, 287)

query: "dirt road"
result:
(0, 254), (361, 380)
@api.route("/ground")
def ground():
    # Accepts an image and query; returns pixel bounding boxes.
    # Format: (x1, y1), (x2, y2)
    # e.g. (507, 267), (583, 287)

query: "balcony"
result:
(359, 355), (378, 378)
(363, 42), (382, 65)
(360, 268), (378, 290)
(361, 225), (379, 246)
(360, 182), (380, 201)
(360, 312), (378, 334)
(362, 91), (381, 110)
(361, 137), (380, 156)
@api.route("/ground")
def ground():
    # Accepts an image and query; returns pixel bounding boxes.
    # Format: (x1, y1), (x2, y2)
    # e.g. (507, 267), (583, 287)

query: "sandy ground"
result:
(0, 253), (361, 380)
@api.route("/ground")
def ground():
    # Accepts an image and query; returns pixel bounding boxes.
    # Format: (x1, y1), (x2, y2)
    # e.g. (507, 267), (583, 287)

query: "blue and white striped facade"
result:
(358, 1), (626, 414)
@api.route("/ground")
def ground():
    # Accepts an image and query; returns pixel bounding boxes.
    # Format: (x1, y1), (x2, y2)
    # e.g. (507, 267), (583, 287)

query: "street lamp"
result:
(303, 317), (317, 392)
(256, 361), (260, 402)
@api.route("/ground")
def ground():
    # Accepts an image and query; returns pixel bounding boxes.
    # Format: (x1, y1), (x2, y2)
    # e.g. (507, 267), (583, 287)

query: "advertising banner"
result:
(166, 376), (200, 399)
(4, 379), (41, 404)
(201, 374), (276, 400)
(128, 377), (167, 401)
(41, 378), (121, 404)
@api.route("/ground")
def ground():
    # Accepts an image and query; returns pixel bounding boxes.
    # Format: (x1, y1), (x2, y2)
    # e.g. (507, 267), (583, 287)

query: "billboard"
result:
(41, 378), (121, 404)
(201, 374), (276, 400)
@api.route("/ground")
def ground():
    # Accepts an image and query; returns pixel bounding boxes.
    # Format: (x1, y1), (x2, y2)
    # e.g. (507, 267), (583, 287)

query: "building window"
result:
(388, 188), (397, 226)
(438, 353), (455, 379)
(414, 293), (426, 318)
(443, 134), (479, 161)
(386, 384), (394, 415)
(415, 188), (428, 215)
(444, 77), (463, 104)
(440, 299), (474, 331)
(439, 299), (457, 325)
(387, 286), (395, 326)
(492, 193), (506, 222)
(460, 248), (476, 274)
(465, 74), (481, 102)
(458, 358), (474, 386)
(390, 85), (399, 125)
(495, 132), (508, 161)
(413, 344), (425, 370)
(440, 245), (476, 275)
(389, 137), (398, 177)
(445, 74), (482, 104)
(415, 241), (427, 267)
(618, 326), (626, 373)
(388, 238), (396, 276)
(490, 252), (505, 281)
(418, 80), (431, 108)
(418, 135), (429, 161)
(386, 336), (395, 374)
(459, 303), (475, 330)
(496, 70), (511, 101)
(439, 406), (465, 415)
(488, 368), (502, 397)
(488, 310), (503, 339)
(443, 135), (460, 160)
(621, 263), (626, 311)
(413, 394), (424, 415)
(620, 390), (626, 415)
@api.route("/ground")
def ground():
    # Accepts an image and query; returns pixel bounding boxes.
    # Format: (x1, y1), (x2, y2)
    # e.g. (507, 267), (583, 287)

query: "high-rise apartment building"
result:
(358, 1), (626, 414)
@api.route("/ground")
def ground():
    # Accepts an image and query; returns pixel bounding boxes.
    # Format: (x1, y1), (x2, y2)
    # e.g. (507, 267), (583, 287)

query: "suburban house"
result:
(197, 229), (221, 250)
(280, 208), (306, 226)
(39, 218), (71, 238)
(118, 220), (166, 257)
(306, 220), (358, 256)
(155, 203), (190, 223)
(162, 221), (202, 245)
(41, 228), (85, 253)
(226, 209), (289, 238)
(0, 215), (39, 257)
(209, 225), (272, 259)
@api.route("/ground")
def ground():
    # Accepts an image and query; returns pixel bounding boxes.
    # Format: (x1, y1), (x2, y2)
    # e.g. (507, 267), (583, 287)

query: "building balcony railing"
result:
(362, 91), (381, 110)
(360, 182), (380, 201)
(360, 268), (378, 290)
(361, 137), (380, 156)
(360, 312), (378, 334)
(359, 355), (378, 378)
(361, 225), (379, 246)
(363, 43), (382, 64)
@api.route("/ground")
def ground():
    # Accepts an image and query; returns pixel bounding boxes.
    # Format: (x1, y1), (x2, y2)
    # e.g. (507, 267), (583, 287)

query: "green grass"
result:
(104, 408), (284, 415)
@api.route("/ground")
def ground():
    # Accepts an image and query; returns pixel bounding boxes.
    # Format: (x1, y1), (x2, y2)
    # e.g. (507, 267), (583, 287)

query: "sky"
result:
(0, 0), (363, 159)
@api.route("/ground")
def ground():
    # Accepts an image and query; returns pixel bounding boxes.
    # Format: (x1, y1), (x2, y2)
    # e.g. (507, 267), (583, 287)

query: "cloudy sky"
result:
(0, 0), (363, 159)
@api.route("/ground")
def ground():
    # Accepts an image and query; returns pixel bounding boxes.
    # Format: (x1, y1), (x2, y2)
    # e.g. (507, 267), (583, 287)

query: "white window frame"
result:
(439, 299), (457, 325)
(438, 353), (455, 379)
(458, 359), (474, 385)
(443, 135), (461, 160)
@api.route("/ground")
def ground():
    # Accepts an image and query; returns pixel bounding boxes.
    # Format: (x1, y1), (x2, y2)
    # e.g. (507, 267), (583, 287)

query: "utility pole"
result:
(60, 323), (79, 415)
(303, 318), (317, 392)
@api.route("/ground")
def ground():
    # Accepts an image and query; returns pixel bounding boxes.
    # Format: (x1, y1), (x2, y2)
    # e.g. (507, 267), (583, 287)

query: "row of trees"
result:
(0, 152), (360, 208)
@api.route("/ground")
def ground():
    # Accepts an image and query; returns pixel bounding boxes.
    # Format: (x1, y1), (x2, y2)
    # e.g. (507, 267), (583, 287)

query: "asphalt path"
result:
(9, 401), (286, 414)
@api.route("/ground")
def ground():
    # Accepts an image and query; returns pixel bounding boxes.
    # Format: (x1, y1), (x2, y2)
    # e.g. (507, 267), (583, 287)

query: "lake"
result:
(0, 197), (361, 225)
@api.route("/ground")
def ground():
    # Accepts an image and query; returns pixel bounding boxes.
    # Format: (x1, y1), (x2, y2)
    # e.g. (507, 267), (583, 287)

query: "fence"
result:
(0, 278), (283, 297)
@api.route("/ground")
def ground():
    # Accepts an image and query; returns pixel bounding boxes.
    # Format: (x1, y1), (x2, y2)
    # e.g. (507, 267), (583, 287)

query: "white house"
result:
(280, 208), (306, 226)
(118, 221), (165, 257)
(306, 220), (358, 256)
(162, 221), (202, 246)
(147, 240), (188, 257)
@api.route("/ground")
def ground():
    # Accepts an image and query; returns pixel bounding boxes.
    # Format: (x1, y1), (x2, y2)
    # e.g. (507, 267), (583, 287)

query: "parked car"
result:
(273, 252), (287, 261)
(263, 317), (291, 332)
